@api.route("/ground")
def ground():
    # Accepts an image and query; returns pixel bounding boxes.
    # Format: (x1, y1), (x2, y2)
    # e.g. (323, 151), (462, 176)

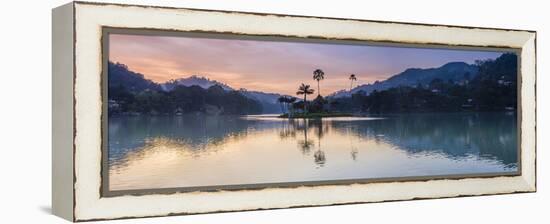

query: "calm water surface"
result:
(108, 112), (518, 191)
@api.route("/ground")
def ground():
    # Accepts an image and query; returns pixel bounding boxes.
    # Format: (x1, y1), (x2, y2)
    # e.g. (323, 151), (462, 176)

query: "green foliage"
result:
(109, 84), (263, 115)
(278, 112), (352, 118)
(313, 69), (325, 95)
(108, 52), (517, 116)
(349, 74), (357, 90)
(108, 62), (262, 116)
(330, 53), (518, 113)
(296, 83), (315, 113)
(108, 62), (161, 92)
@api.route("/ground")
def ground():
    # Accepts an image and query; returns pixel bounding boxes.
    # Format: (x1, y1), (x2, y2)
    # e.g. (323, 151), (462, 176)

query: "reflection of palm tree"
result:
(314, 150), (326, 166)
(311, 120), (329, 144)
(297, 119), (314, 154)
(347, 126), (358, 161)
(313, 120), (327, 167)
(350, 147), (358, 161)
(313, 69), (325, 96)
(296, 83), (314, 113)
(465, 131), (471, 149)
(279, 119), (297, 139)
(349, 74), (357, 91)
(298, 139), (314, 155)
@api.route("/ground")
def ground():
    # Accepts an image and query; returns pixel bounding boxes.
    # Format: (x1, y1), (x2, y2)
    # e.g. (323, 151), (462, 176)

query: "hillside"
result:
(328, 53), (518, 113)
(161, 76), (233, 92)
(329, 61), (479, 98)
(160, 76), (287, 113)
(107, 62), (286, 114)
(108, 62), (161, 92)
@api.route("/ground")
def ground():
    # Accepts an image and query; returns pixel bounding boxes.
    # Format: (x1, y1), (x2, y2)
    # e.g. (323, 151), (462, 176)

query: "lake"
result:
(107, 112), (518, 191)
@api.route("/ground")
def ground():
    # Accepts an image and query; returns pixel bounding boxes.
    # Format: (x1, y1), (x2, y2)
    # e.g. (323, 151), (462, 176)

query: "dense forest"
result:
(108, 62), (262, 115)
(108, 53), (517, 116)
(328, 53), (517, 113)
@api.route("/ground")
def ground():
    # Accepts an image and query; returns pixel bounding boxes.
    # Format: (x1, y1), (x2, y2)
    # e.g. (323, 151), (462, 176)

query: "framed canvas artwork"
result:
(52, 1), (536, 221)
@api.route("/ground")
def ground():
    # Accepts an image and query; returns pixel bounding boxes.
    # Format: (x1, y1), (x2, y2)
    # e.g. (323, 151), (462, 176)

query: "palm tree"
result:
(349, 74), (357, 91)
(313, 69), (325, 96)
(277, 96), (286, 114)
(288, 97), (297, 104)
(287, 97), (297, 117)
(296, 83), (315, 113)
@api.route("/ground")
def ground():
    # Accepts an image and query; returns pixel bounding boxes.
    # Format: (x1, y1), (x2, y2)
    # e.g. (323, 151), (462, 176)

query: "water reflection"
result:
(108, 112), (517, 191)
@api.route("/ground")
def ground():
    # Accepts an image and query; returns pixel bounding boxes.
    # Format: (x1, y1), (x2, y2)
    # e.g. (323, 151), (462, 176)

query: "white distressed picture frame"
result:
(52, 1), (536, 221)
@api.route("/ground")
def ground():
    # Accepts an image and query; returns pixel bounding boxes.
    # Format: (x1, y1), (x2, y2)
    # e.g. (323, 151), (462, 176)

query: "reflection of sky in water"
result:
(241, 114), (387, 121)
(108, 112), (518, 191)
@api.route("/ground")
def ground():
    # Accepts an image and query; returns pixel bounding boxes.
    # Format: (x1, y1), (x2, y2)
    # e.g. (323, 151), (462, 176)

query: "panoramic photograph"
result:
(106, 33), (519, 192)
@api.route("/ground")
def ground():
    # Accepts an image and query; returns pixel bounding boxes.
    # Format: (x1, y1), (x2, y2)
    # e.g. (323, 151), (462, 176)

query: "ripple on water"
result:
(240, 114), (386, 121)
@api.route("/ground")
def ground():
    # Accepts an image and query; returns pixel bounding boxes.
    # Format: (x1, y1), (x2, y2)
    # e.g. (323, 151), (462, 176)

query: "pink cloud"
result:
(109, 34), (503, 95)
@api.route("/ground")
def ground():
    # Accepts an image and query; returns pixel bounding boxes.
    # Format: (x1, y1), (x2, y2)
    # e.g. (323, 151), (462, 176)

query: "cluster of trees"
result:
(108, 62), (262, 115)
(108, 62), (161, 92)
(110, 84), (263, 115)
(282, 70), (364, 115)
(277, 96), (298, 114)
(330, 53), (518, 113)
(109, 51), (517, 116)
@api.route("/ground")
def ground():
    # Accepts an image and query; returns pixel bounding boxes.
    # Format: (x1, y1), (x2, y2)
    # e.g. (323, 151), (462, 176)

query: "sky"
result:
(109, 34), (505, 95)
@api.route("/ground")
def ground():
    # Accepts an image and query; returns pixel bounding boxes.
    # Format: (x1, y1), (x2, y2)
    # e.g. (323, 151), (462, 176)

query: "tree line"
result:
(108, 62), (262, 115)
(329, 53), (518, 113)
(109, 52), (517, 116)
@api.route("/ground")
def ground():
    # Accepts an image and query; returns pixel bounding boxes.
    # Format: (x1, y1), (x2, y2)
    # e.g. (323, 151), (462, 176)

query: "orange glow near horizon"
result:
(109, 34), (504, 95)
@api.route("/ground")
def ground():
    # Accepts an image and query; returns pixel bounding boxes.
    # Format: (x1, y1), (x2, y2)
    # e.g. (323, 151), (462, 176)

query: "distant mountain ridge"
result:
(160, 75), (287, 113)
(161, 75), (234, 92)
(108, 62), (286, 113)
(239, 90), (289, 113)
(329, 62), (479, 98)
(108, 53), (517, 115)
(108, 62), (161, 92)
(109, 60), (481, 112)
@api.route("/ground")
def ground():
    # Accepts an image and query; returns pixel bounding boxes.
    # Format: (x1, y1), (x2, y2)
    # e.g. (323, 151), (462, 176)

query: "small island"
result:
(278, 112), (353, 119)
(105, 31), (520, 195)
(108, 53), (517, 118)
(274, 70), (362, 119)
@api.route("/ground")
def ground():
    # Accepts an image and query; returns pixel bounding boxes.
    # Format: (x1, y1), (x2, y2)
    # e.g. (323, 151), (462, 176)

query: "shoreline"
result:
(107, 110), (517, 118)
